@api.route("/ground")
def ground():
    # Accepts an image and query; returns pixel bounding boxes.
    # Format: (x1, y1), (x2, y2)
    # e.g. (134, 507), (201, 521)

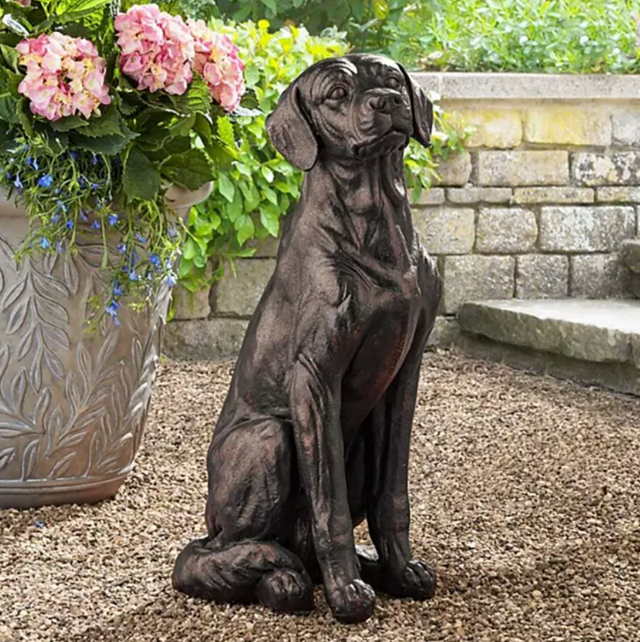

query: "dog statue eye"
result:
(385, 76), (401, 89)
(328, 86), (348, 100)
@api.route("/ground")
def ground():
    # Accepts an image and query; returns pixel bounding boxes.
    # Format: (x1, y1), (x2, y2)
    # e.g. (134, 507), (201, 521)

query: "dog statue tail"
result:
(172, 536), (315, 613)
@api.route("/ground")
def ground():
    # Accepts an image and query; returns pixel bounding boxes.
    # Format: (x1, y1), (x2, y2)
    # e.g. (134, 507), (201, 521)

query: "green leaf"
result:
(218, 172), (235, 203)
(372, 0), (389, 20)
(71, 133), (130, 155)
(244, 65), (260, 86)
(52, 0), (113, 24)
(16, 98), (33, 136)
(123, 147), (161, 201)
(0, 94), (19, 124)
(217, 116), (236, 149)
(260, 0), (278, 13)
(50, 116), (90, 133)
(146, 136), (191, 162)
(80, 105), (124, 137)
(118, 95), (140, 116)
(160, 149), (213, 191)
(0, 45), (19, 74)
(169, 114), (196, 138)
(260, 205), (280, 237)
(171, 76), (212, 115)
(194, 113), (213, 144)
(0, 122), (12, 153)
(235, 214), (255, 246)
(182, 237), (198, 261)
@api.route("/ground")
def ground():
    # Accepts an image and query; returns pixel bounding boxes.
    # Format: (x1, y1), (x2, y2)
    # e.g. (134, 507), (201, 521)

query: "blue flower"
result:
(66, 220), (74, 230)
(90, 220), (101, 230)
(166, 272), (177, 288)
(14, 175), (23, 191)
(112, 281), (123, 297)
(135, 233), (147, 244)
(108, 213), (118, 227)
(56, 200), (67, 213)
(34, 520), (45, 529)
(149, 253), (161, 268)
(51, 213), (61, 224)
(56, 241), (64, 254)
(27, 156), (39, 171)
(106, 299), (119, 315)
(78, 176), (87, 189)
(92, 154), (98, 166)
(128, 269), (138, 282)
(80, 211), (89, 222)
(70, 151), (78, 160)
(168, 226), (178, 239)
(117, 242), (127, 254)
(37, 175), (53, 189)
(105, 300), (121, 326)
(40, 237), (50, 250)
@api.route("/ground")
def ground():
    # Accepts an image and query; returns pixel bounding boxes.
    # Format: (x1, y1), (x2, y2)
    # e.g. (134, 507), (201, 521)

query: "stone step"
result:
(456, 299), (640, 395)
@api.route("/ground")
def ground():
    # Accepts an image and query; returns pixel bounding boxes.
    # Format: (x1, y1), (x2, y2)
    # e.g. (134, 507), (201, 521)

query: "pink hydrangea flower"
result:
(115, 4), (195, 95)
(188, 19), (245, 112)
(16, 33), (111, 122)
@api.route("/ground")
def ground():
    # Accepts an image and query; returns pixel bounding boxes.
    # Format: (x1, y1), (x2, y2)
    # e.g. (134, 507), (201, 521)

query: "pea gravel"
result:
(1, 350), (639, 642)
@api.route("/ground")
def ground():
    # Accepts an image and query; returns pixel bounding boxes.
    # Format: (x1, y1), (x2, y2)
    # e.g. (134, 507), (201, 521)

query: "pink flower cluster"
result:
(115, 5), (244, 111)
(188, 19), (245, 112)
(115, 4), (195, 95)
(16, 33), (111, 122)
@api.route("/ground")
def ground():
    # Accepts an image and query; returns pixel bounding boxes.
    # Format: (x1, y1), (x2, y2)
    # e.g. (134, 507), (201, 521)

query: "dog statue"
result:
(172, 54), (443, 624)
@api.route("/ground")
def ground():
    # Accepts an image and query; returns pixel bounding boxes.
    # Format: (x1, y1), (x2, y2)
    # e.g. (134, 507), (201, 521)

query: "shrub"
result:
(385, 0), (640, 74)
(199, 0), (411, 48)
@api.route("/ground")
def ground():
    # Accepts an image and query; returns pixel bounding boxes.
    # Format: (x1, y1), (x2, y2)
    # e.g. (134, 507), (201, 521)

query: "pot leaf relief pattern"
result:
(0, 231), (169, 485)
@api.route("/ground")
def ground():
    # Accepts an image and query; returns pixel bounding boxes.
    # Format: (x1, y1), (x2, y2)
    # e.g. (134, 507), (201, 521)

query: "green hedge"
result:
(386, 0), (640, 74)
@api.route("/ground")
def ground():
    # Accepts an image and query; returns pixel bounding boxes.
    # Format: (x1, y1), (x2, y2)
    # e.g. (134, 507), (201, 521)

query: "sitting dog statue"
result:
(173, 54), (442, 624)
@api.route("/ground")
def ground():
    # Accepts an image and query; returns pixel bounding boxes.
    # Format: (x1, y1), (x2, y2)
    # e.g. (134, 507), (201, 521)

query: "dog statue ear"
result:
(399, 64), (433, 148)
(266, 84), (319, 171)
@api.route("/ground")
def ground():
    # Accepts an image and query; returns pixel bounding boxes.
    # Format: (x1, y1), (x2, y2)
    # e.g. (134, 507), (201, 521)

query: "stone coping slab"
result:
(458, 299), (640, 366)
(412, 72), (640, 101)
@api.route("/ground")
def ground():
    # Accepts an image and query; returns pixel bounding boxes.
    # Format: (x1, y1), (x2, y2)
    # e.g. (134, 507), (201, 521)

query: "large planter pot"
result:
(0, 183), (212, 509)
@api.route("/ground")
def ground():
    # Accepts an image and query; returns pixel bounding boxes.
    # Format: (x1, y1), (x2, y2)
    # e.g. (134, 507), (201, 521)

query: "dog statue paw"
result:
(173, 53), (443, 623)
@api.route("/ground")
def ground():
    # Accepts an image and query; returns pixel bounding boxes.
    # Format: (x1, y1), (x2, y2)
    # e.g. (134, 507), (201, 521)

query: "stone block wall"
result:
(164, 72), (640, 360)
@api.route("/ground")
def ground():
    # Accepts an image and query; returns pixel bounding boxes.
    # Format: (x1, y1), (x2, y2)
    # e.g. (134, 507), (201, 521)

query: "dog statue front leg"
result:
(363, 313), (438, 602)
(290, 353), (376, 624)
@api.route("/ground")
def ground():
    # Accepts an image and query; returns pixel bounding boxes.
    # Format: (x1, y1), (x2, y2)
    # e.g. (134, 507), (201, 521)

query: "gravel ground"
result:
(1, 350), (639, 642)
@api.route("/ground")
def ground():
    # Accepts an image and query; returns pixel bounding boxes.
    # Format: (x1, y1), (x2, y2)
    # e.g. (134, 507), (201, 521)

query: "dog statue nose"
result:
(367, 92), (403, 113)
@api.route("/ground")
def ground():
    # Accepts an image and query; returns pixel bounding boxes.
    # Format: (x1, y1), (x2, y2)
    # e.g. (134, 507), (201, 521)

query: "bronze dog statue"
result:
(173, 54), (442, 624)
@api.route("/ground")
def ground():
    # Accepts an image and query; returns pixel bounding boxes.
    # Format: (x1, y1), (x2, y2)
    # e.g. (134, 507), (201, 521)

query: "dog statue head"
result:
(266, 54), (433, 172)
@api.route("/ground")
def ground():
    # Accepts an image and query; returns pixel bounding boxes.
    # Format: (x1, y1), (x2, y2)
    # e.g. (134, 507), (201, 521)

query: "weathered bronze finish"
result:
(173, 54), (442, 624)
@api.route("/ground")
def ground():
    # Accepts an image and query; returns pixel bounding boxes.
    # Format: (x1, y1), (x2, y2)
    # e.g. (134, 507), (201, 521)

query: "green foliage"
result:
(195, 0), (414, 53)
(179, 18), (469, 292)
(385, 0), (640, 74)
